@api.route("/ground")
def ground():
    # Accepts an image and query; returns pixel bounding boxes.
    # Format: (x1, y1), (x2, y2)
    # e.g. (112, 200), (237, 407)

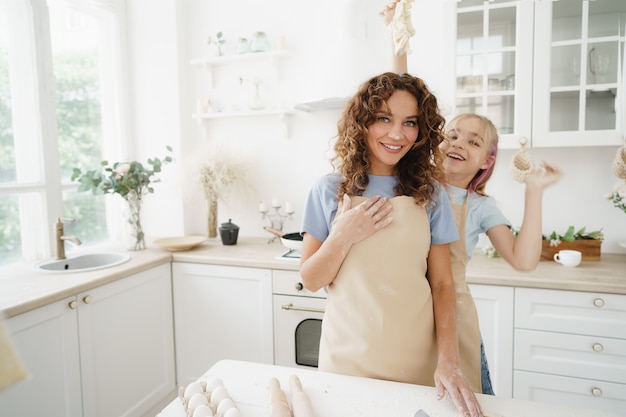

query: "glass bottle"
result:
(250, 32), (269, 52)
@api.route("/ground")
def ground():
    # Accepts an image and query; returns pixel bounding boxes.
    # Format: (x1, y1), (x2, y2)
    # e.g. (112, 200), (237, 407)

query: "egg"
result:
(216, 398), (235, 415)
(204, 377), (224, 393)
(192, 404), (213, 417)
(187, 392), (209, 412)
(184, 381), (204, 399)
(209, 386), (230, 404)
(223, 408), (242, 417)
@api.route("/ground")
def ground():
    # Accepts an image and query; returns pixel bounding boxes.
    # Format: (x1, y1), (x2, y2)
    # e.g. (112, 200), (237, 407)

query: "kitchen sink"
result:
(35, 252), (131, 273)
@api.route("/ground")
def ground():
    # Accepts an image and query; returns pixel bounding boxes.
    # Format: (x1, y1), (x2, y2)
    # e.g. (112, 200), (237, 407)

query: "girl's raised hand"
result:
(525, 160), (563, 190)
(379, 0), (400, 25)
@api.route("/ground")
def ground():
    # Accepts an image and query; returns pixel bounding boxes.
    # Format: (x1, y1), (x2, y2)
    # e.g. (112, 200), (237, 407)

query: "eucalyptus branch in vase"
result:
(71, 147), (173, 250)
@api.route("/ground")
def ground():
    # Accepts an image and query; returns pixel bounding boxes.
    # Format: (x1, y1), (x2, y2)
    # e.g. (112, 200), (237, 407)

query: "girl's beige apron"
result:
(449, 197), (482, 393)
(318, 196), (438, 386)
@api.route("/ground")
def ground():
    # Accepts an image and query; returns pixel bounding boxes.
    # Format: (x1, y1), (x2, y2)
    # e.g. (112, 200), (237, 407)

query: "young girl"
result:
(381, 0), (563, 396)
(300, 72), (483, 417)
(443, 114), (562, 395)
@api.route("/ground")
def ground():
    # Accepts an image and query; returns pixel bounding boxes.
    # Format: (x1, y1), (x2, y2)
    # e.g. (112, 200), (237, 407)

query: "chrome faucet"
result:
(55, 217), (82, 260)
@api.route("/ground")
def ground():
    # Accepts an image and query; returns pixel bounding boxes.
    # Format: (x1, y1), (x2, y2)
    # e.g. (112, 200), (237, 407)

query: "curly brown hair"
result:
(331, 72), (446, 206)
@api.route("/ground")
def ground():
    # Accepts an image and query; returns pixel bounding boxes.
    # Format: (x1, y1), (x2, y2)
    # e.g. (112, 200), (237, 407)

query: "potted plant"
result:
(541, 226), (604, 261)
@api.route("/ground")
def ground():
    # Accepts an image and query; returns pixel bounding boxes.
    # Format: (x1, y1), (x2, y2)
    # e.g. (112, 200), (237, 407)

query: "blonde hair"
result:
(446, 113), (499, 196)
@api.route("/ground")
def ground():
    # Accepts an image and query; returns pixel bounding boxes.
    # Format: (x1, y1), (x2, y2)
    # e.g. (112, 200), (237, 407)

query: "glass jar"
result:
(235, 37), (250, 54)
(250, 31), (269, 52)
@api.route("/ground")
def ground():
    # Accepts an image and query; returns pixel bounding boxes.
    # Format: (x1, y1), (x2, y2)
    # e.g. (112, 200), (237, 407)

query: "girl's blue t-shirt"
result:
(445, 184), (511, 260)
(301, 173), (459, 245)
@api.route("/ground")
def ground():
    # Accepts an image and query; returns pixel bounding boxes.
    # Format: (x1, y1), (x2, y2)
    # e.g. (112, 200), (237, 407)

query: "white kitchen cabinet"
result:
(468, 283), (514, 397)
(0, 296), (82, 417)
(447, 0), (534, 149)
(78, 264), (176, 417)
(513, 287), (626, 414)
(0, 264), (175, 417)
(190, 50), (293, 137)
(172, 262), (273, 386)
(532, 0), (626, 147)
(446, 0), (625, 148)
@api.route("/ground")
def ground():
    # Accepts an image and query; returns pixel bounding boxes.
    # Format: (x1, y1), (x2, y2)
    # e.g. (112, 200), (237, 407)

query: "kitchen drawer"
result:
(273, 270), (327, 298)
(515, 288), (626, 338)
(514, 329), (626, 384)
(514, 370), (626, 414)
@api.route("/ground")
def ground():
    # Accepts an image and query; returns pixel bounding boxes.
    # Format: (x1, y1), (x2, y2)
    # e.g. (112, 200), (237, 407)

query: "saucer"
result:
(154, 236), (207, 251)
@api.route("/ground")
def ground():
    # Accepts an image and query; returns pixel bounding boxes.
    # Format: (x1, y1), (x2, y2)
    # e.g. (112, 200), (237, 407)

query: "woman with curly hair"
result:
(299, 71), (482, 417)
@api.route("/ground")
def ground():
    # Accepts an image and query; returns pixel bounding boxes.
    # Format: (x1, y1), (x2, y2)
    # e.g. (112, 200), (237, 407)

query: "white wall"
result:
(127, 0), (626, 254)
(125, 0), (184, 237)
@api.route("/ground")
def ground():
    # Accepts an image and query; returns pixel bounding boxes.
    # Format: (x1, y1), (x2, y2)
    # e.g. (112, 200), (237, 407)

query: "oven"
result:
(273, 269), (326, 369)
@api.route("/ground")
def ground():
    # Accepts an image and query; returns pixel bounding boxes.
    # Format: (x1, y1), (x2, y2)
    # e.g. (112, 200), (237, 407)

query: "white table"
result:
(157, 360), (626, 417)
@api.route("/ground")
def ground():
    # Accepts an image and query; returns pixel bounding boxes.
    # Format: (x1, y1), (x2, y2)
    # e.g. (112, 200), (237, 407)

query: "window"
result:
(0, 0), (127, 265)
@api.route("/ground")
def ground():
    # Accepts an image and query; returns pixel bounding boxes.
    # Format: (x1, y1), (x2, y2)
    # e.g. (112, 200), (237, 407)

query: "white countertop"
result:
(157, 360), (626, 417)
(0, 243), (172, 317)
(1, 237), (625, 318)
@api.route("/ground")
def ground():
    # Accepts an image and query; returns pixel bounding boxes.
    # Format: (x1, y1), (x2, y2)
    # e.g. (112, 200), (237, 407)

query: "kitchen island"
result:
(157, 359), (626, 417)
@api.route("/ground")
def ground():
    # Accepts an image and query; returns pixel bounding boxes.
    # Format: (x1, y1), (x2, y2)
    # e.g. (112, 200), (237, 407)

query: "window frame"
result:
(0, 0), (129, 264)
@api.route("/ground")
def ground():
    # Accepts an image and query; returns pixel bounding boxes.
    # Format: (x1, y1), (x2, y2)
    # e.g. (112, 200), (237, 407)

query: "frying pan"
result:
(264, 226), (303, 252)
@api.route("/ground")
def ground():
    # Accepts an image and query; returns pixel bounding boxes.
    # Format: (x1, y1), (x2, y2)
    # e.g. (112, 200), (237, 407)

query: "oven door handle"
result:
(281, 303), (325, 314)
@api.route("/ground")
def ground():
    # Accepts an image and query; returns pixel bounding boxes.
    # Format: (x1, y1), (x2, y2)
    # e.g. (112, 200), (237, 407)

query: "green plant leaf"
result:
(585, 230), (604, 240)
(562, 226), (575, 242)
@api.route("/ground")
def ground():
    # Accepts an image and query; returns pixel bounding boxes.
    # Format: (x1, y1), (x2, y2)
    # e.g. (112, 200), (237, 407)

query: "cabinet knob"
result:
(82, 295), (92, 304)
(593, 298), (605, 308)
(591, 387), (603, 397)
(295, 282), (303, 291)
(592, 343), (604, 352)
(68, 300), (78, 309)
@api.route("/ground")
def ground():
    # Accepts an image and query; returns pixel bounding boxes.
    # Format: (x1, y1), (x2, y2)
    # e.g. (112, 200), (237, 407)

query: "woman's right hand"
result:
(299, 194), (393, 292)
(329, 194), (393, 245)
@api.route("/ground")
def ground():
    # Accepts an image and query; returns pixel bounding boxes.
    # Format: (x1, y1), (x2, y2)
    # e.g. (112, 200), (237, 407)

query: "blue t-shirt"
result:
(445, 184), (511, 260)
(301, 173), (459, 245)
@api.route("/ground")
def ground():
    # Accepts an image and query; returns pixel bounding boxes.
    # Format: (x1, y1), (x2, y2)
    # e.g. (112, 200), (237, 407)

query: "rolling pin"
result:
(267, 377), (291, 417)
(289, 374), (315, 417)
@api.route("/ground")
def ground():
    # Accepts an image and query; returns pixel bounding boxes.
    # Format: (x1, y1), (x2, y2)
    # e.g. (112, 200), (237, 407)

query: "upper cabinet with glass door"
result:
(454, 0), (534, 149)
(533, 0), (626, 147)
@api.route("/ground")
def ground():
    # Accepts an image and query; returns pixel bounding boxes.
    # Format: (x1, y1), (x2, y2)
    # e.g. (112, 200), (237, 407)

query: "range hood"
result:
(294, 0), (390, 112)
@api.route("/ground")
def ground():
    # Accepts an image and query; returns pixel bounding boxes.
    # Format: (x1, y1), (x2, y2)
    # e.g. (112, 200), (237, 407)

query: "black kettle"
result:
(219, 219), (239, 245)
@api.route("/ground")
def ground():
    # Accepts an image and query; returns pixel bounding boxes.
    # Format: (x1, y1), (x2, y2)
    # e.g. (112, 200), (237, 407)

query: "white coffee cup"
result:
(553, 250), (582, 267)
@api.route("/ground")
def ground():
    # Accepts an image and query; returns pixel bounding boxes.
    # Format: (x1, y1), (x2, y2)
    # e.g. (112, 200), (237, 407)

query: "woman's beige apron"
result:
(449, 197), (482, 393)
(318, 196), (438, 386)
